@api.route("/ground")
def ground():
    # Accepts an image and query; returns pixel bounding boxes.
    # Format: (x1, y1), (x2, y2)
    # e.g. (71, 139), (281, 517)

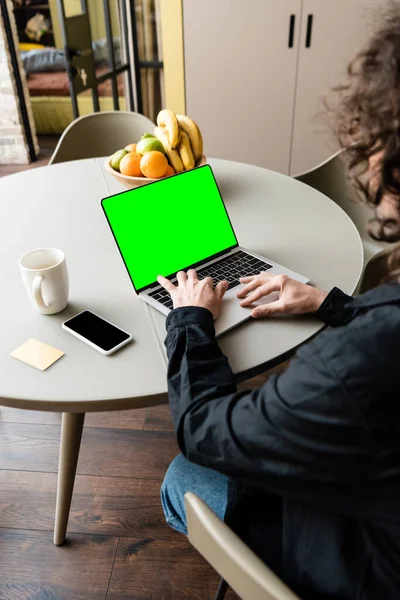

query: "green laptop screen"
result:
(101, 165), (238, 291)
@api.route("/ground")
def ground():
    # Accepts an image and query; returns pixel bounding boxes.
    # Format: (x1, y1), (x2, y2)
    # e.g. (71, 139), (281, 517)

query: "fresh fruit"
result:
(119, 152), (143, 177)
(176, 114), (203, 162)
(140, 151), (168, 178)
(110, 148), (128, 171)
(136, 136), (165, 156)
(154, 126), (184, 173)
(110, 111), (203, 178)
(165, 165), (175, 177)
(157, 109), (180, 148)
(178, 130), (195, 170)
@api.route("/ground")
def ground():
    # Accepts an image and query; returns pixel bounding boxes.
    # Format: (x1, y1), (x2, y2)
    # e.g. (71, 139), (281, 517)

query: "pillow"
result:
(19, 42), (45, 51)
(20, 48), (67, 74)
(20, 38), (122, 76)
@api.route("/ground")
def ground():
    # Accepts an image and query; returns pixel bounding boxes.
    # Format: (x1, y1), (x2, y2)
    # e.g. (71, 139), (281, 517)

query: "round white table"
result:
(0, 157), (363, 545)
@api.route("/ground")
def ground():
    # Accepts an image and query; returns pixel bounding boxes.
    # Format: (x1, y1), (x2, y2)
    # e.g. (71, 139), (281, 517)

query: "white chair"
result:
(295, 151), (389, 273)
(185, 492), (300, 600)
(49, 111), (155, 164)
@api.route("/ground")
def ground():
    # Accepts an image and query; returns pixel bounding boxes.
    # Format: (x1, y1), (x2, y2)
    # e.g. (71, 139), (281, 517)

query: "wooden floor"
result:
(0, 404), (220, 599)
(0, 142), (284, 599)
(0, 378), (281, 600)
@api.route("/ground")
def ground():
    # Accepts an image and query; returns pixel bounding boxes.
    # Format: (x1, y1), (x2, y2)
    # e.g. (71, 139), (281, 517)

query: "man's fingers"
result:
(237, 273), (278, 298)
(239, 276), (255, 284)
(187, 269), (198, 283)
(252, 300), (284, 318)
(157, 275), (176, 293)
(215, 280), (229, 300)
(236, 277), (263, 298)
(239, 281), (280, 306)
(177, 270), (187, 285)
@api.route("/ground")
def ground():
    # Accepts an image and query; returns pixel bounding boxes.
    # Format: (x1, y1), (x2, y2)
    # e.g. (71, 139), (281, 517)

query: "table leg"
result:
(54, 412), (85, 545)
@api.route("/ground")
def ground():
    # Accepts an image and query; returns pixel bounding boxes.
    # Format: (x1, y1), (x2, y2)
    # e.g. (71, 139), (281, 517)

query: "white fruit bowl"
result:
(104, 154), (207, 188)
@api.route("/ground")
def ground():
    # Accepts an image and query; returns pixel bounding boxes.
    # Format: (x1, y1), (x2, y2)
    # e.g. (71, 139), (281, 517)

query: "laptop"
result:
(101, 164), (308, 336)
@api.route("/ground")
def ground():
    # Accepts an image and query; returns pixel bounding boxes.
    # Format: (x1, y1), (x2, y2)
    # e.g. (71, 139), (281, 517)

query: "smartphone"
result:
(62, 310), (132, 355)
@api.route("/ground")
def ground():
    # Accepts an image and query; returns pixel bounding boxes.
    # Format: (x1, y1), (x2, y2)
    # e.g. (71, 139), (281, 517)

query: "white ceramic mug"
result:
(19, 248), (69, 315)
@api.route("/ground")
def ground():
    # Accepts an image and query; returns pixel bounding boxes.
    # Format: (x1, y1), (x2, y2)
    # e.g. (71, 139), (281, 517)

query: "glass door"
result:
(55, 0), (136, 118)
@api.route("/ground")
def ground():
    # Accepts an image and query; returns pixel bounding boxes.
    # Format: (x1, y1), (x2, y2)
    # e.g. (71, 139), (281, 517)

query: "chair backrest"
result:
(295, 150), (388, 266)
(185, 492), (300, 600)
(49, 111), (156, 165)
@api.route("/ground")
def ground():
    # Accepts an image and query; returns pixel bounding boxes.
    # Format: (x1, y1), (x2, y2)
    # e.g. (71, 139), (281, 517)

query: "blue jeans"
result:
(161, 454), (284, 579)
(161, 454), (229, 535)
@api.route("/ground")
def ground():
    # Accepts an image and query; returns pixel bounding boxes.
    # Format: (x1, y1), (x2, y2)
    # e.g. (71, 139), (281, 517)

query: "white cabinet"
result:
(290, 0), (386, 176)
(183, 0), (385, 175)
(183, 0), (302, 174)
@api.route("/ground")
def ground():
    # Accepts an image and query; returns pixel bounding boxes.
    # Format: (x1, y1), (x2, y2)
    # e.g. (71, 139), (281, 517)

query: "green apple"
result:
(141, 132), (156, 139)
(110, 148), (128, 171)
(136, 137), (165, 155)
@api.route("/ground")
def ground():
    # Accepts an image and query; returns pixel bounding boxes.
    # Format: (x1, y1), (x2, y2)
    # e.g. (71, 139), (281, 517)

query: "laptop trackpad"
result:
(215, 291), (280, 336)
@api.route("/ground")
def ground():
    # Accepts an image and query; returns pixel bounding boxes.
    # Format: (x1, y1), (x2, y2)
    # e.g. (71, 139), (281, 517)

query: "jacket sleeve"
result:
(165, 297), (373, 507)
(315, 286), (356, 327)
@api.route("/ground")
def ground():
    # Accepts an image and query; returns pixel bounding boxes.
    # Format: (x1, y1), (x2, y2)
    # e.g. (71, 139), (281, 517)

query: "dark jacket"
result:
(164, 284), (400, 599)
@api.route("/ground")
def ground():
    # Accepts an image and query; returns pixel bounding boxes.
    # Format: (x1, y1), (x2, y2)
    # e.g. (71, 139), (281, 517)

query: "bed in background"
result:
(30, 96), (126, 135)
(21, 43), (126, 135)
(27, 69), (126, 135)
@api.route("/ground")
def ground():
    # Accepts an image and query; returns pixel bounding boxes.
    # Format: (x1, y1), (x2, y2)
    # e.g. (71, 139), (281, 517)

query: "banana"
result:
(176, 114), (203, 162)
(157, 109), (180, 149)
(178, 130), (195, 171)
(154, 126), (184, 173)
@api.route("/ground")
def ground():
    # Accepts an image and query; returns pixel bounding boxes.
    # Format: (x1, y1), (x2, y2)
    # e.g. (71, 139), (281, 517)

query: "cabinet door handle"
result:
(288, 14), (296, 48)
(305, 14), (314, 48)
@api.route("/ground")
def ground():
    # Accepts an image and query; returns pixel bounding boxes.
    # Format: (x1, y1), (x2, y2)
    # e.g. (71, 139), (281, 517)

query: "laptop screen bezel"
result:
(101, 164), (239, 294)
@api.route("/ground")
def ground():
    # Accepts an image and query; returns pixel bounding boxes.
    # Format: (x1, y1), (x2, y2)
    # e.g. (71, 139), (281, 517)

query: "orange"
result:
(119, 152), (143, 177)
(140, 151), (168, 178)
(124, 143), (137, 153)
(165, 165), (176, 177)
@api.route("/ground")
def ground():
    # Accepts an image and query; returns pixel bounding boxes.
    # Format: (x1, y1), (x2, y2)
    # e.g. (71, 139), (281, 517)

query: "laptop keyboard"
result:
(148, 251), (273, 311)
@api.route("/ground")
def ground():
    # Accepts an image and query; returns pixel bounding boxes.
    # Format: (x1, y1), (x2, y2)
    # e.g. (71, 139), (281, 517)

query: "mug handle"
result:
(32, 275), (50, 311)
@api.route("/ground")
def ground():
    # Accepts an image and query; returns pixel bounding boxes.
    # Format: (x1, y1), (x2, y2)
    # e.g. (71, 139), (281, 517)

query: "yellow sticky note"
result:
(11, 339), (64, 371)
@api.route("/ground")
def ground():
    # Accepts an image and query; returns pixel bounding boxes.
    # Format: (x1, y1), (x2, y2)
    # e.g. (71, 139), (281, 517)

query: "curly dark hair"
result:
(332, 4), (400, 280)
(333, 7), (400, 200)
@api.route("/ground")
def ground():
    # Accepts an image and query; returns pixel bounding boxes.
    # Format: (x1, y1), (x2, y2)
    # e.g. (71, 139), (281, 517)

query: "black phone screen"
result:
(64, 311), (130, 351)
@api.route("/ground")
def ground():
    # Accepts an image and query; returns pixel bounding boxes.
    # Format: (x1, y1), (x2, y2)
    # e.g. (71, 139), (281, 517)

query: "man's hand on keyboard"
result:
(237, 273), (327, 318)
(157, 270), (229, 319)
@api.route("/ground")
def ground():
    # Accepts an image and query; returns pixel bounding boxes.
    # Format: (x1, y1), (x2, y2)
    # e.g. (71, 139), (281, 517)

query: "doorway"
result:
(11, 0), (163, 136)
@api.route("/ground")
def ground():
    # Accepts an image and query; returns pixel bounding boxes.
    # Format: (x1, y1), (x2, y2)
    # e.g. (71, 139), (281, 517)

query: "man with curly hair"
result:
(158, 9), (400, 600)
